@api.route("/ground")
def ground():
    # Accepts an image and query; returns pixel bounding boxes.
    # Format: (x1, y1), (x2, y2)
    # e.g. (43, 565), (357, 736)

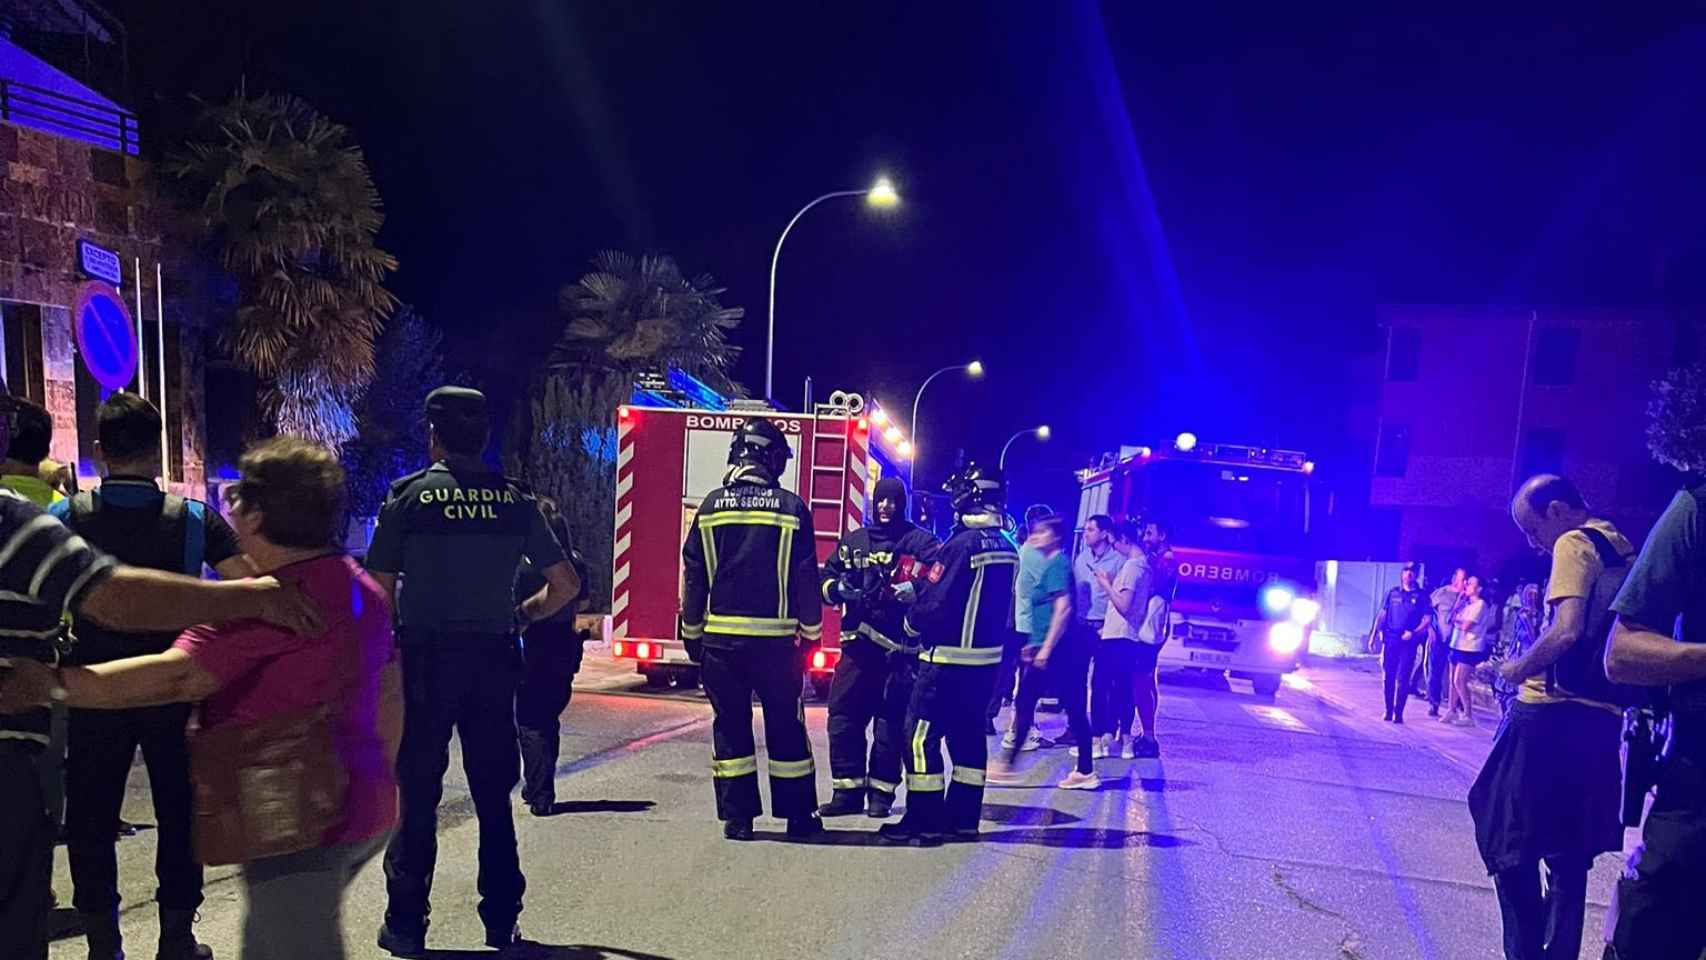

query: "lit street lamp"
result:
(999, 424), (1051, 470)
(909, 360), (984, 485)
(765, 177), (900, 400)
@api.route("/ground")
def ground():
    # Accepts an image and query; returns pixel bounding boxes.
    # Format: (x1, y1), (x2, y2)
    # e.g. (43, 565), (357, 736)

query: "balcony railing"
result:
(0, 75), (137, 154)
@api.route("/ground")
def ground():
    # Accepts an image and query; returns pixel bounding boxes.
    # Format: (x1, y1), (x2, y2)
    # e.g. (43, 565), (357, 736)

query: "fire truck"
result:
(609, 376), (906, 695)
(1076, 435), (1318, 698)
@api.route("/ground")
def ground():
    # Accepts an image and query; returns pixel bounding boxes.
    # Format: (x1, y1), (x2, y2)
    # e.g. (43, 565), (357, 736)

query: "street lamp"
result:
(909, 361), (984, 485)
(999, 425), (1051, 470)
(765, 176), (900, 399)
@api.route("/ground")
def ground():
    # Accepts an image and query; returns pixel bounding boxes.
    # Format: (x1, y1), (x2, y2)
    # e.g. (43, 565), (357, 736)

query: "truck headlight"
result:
(1260, 585), (1295, 615)
(1268, 621), (1305, 654)
(1288, 598), (1321, 625)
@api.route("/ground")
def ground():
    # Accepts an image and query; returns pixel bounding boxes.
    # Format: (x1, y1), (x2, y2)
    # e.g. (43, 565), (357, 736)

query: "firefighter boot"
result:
(865, 790), (895, 819)
(786, 814), (824, 839)
(80, 909), (123, 960)
(817, 788), (865, 817)
(876, 818), (943, 847)
(723, 817), (755, 841)
(157, 907), (212, 960)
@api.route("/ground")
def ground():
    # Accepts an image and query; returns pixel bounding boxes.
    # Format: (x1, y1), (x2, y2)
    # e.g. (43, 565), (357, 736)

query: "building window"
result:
(1518, 429), (1565, 481)
(1532, 326), (1579, 386)
(0, 302), (47, 404)
(1375, 423), (1410, 478)
(1387, 328), (1421, 382)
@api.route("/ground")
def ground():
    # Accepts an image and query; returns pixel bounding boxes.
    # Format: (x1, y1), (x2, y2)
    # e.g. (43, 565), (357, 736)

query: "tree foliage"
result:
(1648, 362), (1706, 475)
(171, 93), (398, 446)
(507, 252), (746, 610)
(342, 309), (446, 518)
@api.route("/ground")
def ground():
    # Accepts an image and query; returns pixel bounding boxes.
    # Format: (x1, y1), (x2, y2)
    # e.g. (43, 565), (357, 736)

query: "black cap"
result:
(1401, 561), (1419, 572)
(425, 386), (487, 429)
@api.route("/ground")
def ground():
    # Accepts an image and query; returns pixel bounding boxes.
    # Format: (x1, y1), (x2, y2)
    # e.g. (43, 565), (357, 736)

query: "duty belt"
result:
(842, 622), (919, 656)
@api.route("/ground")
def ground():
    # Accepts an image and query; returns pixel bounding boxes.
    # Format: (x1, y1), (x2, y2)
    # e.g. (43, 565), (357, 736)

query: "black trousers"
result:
(1010, 640), (1094, 775)
(1426, 633), (1451, 707)
(384, 635), (525, 936)
(65, 704), (203, 914)
(824, 642), (913, 797)
(1608, 757), (1706, 960)
(1091, 639), (1139, 738)
(515, 622), (585, 809)
(986, 631), (1027, 720)
(0, 742), (52, 960)
(1381, 635), (1421, 718)
(1492, 855), (1591, 960)
(900, 661), (997, 833)
(700, 639), (818, 821)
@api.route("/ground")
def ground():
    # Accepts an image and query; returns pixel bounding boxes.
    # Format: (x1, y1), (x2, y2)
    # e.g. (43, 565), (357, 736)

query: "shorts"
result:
(1451, 648), (1490, 666)
(1133, 641), (1163, 673)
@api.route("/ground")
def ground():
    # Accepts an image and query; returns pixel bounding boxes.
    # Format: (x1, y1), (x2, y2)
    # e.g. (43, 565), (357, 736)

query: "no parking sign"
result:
(72, 281), (140, 392)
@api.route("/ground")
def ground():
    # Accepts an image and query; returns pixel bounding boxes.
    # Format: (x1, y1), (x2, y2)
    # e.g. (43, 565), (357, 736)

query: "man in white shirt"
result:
(1090, 521), (1151, 759)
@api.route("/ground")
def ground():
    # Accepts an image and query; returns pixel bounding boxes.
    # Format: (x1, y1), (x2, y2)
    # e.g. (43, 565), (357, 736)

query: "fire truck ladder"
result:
(808, 396), (861, 545)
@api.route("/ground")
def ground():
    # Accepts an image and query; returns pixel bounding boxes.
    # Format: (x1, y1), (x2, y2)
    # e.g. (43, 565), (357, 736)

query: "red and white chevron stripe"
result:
(845, 423), (869, 533)
(612, 416), (636, 639)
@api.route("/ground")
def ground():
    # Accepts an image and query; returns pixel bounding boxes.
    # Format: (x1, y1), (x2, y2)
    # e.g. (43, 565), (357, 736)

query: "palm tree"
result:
(171, 94), (398, 446)
(508, 252), (746, 609)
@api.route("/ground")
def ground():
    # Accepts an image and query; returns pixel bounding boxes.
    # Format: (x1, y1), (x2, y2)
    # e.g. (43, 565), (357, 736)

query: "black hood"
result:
(871, 476), (909, 530)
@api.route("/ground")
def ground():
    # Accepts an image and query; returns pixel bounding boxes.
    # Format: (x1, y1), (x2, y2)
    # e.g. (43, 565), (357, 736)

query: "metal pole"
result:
(1507, 309), (1538, 491)
(133, 257), (144, 398)
(155, 262), (167, 485)
(1000, 429), (1034, 471)
(802, 375), (812, 415)
(909, 364), (969, 488)
(766, 189), (866, 401)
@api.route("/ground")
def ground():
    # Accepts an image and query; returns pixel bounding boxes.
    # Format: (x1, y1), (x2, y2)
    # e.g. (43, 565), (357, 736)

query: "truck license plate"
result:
(1189, 651), (1232, 665)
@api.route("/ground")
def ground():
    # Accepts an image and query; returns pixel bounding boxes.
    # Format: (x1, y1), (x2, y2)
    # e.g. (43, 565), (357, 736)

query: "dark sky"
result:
(105, 2), (1706, 508)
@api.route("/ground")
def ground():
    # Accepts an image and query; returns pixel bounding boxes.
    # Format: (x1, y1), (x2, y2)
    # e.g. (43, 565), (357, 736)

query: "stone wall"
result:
(0, 120), (207, 496)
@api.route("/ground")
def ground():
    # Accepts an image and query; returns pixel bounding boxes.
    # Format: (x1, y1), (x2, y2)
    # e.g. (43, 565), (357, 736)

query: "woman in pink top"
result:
(0, 438), (399, 960)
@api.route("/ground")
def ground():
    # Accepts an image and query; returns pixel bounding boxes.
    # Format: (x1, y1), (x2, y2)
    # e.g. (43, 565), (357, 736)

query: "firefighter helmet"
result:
(942, 461), (1005, 513)
(728, 417), (792, 474)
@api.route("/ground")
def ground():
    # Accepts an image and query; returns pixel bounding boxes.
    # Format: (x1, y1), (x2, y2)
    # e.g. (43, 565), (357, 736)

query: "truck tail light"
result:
(636, 641), (653, 660)
(613, 640), (626, 658)
(811, 649), (827, 670)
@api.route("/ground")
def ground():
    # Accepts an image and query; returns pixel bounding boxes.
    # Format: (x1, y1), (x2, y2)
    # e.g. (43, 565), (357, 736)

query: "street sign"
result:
(75, 239), (123, 287)
(72, 281), (139, 392)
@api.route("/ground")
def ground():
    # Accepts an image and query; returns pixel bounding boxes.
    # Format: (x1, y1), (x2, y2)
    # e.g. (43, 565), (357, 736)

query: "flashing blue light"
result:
(1260, 584), (1295, 615)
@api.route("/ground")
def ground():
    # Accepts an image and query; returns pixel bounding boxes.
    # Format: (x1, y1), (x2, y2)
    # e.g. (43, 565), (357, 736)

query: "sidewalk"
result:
(1295, 655), (1500, 774)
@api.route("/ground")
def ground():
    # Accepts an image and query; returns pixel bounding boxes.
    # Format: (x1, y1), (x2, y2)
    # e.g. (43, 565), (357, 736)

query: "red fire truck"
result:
(1076, 435), (1319, 698)
(610, 391), (905, 694)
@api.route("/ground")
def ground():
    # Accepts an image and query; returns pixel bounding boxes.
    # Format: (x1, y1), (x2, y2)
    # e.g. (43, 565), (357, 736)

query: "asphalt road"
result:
(48, 655), (1630, 960)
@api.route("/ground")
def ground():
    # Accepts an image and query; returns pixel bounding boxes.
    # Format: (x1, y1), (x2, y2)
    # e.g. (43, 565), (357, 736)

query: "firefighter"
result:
(680, 418), (825, 841)
(878, 462), (1019, 846)
(818, 476), (940, 819)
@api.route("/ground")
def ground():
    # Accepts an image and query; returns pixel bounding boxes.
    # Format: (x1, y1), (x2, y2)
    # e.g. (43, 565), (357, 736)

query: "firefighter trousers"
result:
(700, 639), (818, 821)
(900, 662), (998, 834)
(825, 642), (914, 798)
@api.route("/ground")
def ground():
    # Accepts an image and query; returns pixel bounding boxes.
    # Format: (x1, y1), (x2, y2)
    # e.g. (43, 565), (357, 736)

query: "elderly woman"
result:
(0, 437), (400, 960)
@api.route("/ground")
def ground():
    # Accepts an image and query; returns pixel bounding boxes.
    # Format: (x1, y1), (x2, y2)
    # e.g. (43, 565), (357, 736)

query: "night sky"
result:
(104, 3), (1706, 510)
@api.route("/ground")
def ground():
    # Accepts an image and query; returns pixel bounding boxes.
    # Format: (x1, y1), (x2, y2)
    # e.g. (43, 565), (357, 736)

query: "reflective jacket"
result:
(902, 513), (1019, 666)
(821, 520), (939, 654)
(681, 465), (823, 645)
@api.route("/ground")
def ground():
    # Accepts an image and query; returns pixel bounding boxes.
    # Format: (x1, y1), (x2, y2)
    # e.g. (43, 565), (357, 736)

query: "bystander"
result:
(1427, 568), (1467, 717)
(1090, 520), (1151, 757)
(994, 504), (1054, 746)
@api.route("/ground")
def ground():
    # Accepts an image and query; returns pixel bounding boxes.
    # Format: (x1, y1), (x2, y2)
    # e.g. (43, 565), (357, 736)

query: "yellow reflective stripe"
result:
(868, 778), (899, 795)
(903, 616), (922, 638)
(699, 512), (801, 531)
(830, 777), (867, 791)
(705, 615), (798, 637)
(912, 718), (930, 773)
(919, 645), (1003, 666)
(769, 757), (815, 779)
(711, 755), (758, 778)
(907, 773), (945, 791)
(681, 621), (705, 640)
(856, 623), (914, 653)
(970, 551), (1019, 568)
(799, 621), (823, 641)
(777, 527), (793, 619)
(960, 567), (987, 647)
(952, 767), (986, 786)
(701, 526), (718, 585)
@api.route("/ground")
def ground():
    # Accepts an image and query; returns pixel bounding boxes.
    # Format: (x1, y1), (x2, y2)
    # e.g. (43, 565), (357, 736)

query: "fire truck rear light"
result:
(811, 650), (827, 670)
(637, 642), (653, 660)
(613, 641), (626, 657)
(857, 417), (868, 431)
(618, 407), (630, 420)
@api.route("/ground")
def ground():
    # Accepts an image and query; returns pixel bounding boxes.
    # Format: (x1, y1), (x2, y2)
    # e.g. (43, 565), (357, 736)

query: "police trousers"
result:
(66, 703), (202, 914)
(515, 621), (586, 810)
(384, 634), (525, 936)
(0, 742), (52, 960)
(1608, 754), (1706, 959)
(700, 639), (818, 821)
(901, 661), (998, 834)
(825, 640), (914, 798)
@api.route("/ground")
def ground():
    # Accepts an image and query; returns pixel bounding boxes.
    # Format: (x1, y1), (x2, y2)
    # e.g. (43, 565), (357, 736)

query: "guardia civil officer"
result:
(878, 462), (1019, 846)
(680, 418), (824, 841)
(370, 387), (581, 958)
(818, 475), (940, 819)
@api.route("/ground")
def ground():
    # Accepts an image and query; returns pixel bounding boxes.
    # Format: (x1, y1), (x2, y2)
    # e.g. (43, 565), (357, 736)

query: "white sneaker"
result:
(986, 762), (1025, 786)
(1007, 730), (1043, 752)
(1120, 737), (1136, 760)
(1092, 737), (1110, 760)
(1058, 770), (1101, 790)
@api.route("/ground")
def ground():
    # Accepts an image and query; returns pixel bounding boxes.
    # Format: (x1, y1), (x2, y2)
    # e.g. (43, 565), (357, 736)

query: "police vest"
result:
(62, 489), (206, 663)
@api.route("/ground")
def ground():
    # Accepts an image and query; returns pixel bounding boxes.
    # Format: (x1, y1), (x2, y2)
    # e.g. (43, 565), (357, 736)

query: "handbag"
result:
(189, 628), (355, 866)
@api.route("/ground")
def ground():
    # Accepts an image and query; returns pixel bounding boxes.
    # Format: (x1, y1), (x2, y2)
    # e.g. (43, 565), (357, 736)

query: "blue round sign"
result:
(73, 281), (139, 392)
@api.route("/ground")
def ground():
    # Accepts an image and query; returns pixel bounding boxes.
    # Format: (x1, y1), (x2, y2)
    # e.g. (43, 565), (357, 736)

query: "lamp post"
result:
(999, 424), (1051, 470)
(765, 177), (899, 400)
(909, 360), (984, 486)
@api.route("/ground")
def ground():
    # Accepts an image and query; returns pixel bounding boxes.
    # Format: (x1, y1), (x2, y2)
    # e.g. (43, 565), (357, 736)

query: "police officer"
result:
(878, 462), (1018, 846)
(817, 476), (939, 820)
(681, 418), (824, 841)
(1368, 561), (1431, 724)
(370, 387), (580, 958)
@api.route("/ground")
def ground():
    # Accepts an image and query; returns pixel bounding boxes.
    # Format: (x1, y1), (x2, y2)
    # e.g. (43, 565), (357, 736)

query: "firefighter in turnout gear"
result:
(680, 417), (825, 841)
(878, 462), (1019, 846)
(817, 476), (940, 819)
